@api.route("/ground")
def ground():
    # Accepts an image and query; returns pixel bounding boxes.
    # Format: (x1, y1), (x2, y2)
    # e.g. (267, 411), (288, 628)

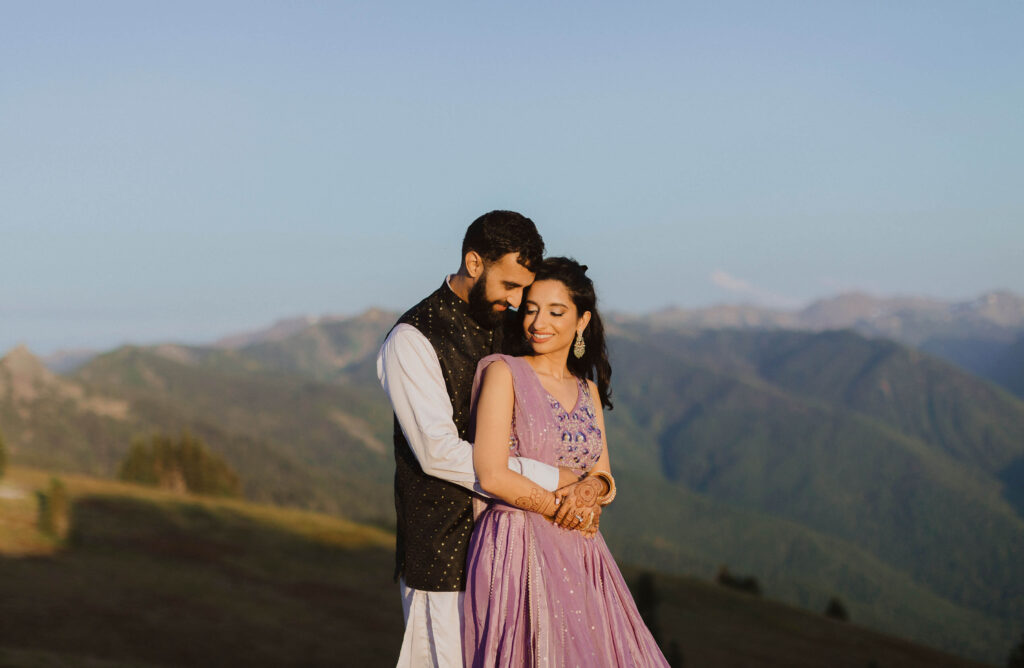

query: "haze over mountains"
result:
(41, 289), (1024, 394)
(4, 288), (1024, 664)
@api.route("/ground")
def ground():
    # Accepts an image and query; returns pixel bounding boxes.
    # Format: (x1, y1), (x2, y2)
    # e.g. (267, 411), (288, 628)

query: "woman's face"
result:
(522, 279), (589, 355)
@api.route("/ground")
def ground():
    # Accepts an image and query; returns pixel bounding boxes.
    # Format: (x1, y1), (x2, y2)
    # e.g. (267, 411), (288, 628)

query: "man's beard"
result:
(467, 271), (507, 330)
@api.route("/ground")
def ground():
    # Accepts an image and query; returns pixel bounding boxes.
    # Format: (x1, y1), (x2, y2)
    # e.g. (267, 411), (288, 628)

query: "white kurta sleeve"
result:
(377, 323), (560, 494)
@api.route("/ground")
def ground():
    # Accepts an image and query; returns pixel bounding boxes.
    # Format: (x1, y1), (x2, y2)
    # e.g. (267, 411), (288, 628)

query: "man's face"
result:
(467, 252), (536, 328)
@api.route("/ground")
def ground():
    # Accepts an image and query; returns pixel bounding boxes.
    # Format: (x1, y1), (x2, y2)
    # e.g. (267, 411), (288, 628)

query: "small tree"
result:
(825, 596), (849, 621)
(0, 428), (7, 480)
(667, 640), (685, 667)
(1008, 632), (1024, 668)
(634, 572), (662, 646)
(37, 477), (70, 538)
(118, 437), (158, 486)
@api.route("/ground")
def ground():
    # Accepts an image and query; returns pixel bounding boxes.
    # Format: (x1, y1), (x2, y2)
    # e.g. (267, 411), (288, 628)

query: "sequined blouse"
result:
(486, 355), (603, 476)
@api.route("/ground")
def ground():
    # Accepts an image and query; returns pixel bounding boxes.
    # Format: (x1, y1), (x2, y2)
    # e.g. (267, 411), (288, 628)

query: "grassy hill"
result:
(0, 467), (401, 667)
(0, 467), (994, 668)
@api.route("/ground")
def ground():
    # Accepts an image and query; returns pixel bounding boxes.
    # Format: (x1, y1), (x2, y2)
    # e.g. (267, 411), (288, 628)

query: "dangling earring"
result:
(573, 332), (586, 359)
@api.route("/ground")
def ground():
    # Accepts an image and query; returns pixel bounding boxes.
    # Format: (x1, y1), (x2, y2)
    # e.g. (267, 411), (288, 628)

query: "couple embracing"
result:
(378, 211), (668, 667)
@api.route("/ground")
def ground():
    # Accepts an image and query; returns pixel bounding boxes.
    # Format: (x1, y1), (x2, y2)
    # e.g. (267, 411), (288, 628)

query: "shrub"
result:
(825, 596), (849, 621)
(715, 565), (761, 596)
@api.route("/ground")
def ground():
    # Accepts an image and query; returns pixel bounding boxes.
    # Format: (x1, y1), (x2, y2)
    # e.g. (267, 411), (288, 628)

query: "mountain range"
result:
(44, 289), (1024, 400)
(5, 289), (1024, 663)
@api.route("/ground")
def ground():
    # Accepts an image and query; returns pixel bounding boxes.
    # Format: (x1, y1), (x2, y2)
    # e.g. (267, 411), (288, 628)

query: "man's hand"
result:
(553, 476), (605, 537)
(580, 506), (601, 538)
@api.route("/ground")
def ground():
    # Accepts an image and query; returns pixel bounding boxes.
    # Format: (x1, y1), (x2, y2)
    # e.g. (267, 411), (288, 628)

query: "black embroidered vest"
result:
(391, 281), (507, 591)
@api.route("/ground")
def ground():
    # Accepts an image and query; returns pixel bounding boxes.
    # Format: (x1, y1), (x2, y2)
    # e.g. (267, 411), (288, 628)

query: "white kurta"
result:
(378, 296), (560, 668)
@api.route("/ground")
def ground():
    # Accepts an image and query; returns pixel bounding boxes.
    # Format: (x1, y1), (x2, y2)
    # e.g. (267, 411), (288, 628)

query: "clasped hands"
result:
(551, 471), (606, 538)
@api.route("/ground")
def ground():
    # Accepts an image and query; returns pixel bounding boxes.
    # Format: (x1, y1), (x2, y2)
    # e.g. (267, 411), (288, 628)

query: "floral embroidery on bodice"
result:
(507, 367), (602, 475)
(550, 377), (603, 474)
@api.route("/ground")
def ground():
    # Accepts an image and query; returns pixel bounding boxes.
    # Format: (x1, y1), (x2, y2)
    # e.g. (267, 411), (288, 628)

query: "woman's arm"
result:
(589, 378), (612, 479)
(473, 360), (560, 518)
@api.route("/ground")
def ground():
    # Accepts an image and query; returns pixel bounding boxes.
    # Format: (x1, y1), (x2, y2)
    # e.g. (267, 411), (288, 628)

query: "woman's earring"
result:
(573, 332), (586, 359)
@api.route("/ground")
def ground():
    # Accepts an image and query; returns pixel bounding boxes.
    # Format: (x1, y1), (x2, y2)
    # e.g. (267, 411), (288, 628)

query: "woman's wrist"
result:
(539, 491), (560, 518)
(514, 488), (561, 518)
(590, 470), (617, 506)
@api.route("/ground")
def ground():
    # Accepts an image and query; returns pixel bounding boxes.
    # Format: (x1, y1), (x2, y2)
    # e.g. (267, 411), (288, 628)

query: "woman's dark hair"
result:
(521, 256), (613, 409)
(462, 210), (545, 271)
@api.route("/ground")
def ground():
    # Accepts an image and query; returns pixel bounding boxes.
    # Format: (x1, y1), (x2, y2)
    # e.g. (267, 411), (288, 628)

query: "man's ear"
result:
(464, 251), (484, 279)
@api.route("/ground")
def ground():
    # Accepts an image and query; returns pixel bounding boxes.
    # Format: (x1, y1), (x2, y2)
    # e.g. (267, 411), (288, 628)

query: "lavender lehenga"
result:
(464, 354), (669, 668)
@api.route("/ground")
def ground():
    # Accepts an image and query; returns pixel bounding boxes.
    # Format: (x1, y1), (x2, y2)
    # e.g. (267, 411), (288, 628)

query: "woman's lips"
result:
(530, 333), (554, 343)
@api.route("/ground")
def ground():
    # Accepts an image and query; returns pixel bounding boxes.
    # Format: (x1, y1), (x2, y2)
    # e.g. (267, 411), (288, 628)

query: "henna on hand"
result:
(514, 487), (557, 517)
(554, 491), (578, 527)
(572, 477), (602, 507)
(553, 477), (598, 527)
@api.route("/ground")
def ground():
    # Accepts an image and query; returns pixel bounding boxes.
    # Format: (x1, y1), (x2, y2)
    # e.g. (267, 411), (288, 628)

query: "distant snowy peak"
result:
(797, 293), (949, 329)
(795, 291), (1024, 343)
(641, 304), (797, 329)
(957, 290), (1024, 326)
(620, 290), (1024, 343)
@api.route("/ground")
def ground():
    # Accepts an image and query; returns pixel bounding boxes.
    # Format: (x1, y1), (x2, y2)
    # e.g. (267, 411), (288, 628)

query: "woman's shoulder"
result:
(478, 353), (533, 370)
(476, 354), (534, 387)
(477, 353), (516, 370)
(476, 354), (519, 383)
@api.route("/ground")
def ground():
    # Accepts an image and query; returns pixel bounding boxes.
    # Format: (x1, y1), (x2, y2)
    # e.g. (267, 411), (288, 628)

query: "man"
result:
(378, 211), (588, 667)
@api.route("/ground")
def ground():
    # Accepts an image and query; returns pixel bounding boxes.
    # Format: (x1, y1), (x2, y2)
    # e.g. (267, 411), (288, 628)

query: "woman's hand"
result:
(553, 476), (605, 536)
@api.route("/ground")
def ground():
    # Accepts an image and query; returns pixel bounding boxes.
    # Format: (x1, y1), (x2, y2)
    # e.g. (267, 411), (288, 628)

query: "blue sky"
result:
(3, 1), (1022, 354)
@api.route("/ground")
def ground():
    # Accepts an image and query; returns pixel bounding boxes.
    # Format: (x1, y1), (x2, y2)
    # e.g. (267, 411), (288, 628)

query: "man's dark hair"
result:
(462, 210), (545, 270)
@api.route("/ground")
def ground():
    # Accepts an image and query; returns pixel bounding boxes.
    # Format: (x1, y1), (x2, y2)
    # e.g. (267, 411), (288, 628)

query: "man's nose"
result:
(507, 289), (524, 309)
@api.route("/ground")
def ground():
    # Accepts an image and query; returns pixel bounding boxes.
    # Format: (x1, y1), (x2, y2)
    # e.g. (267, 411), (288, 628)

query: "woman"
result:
(464, 257), (669, 667)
